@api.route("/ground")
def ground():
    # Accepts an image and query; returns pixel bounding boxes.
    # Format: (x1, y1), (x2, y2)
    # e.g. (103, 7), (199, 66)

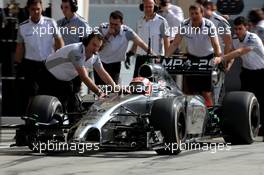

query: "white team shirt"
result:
(136, 13), (170, 55)
(99, 23), (136, 63)
(57, 14), (91, 45)
(252, 20), (264, 42)
(17, 16), (61, 61)
(179, 18), (219, 57)
(209, 12), (231, 52)
(46, 43), (102, 81)
(233, 31), (264, 70)
(158, 4), (184, 39)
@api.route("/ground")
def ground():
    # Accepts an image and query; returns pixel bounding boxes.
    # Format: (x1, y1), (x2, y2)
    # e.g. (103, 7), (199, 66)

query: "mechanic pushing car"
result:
(202, 1), (232, 55)
(156, 0), (184, 42)
(214, 16), (264, 140)
(166, 4), (222, 107)
(248, 9), (264, 44)
(57, 0), (92, 98)
(39, 32), (117, 112)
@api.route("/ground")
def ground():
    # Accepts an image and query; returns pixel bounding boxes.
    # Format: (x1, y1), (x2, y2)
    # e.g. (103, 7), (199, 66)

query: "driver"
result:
(166, 4), (222, 107)
(130, 77), (152, 96)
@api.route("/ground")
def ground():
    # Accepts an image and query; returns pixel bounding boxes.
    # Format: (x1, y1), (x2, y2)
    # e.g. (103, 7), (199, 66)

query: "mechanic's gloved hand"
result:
(125, 51), (135, 69)
(14, 63), (24, 77)
(154, 55), (161, 64)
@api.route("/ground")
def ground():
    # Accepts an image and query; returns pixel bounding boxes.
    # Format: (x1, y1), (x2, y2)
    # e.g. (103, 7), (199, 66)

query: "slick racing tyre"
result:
(150, 97), (186, 155)
(222, 91), (260, 144)
(27, 95), (63, 151)
(27, 95), (63, 123)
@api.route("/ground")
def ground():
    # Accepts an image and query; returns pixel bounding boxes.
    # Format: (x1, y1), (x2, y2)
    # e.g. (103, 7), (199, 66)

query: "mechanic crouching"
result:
(39, 32), (117, 113)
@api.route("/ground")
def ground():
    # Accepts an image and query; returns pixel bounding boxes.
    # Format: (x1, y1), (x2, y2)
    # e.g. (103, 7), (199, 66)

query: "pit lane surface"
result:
(0, 129), (263, 175)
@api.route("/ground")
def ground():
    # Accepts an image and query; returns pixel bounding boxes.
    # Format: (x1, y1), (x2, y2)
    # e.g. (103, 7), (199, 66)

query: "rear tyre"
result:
(222, 91), (260, 144)
(150, 97), (186, 155)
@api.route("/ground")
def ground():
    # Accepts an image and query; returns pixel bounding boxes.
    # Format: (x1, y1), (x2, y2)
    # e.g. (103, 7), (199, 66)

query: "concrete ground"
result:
(0, 126), (264, 175)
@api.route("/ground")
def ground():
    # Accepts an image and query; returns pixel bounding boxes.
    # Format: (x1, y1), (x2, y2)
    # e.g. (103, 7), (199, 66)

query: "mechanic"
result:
(156, 0), (184, 42)
(94, 10), (152, 85)
(202, 1), (232, 55)
(57, 0), (91, 45)
(196, 0), (230, 23)
(248, 9), (264, 44)
(202, 1), (233, 71)
(156, 0), (184, 89)
(15, 0), (64, 111)
(128, 0), (170, 77)
(214, 16), (264, 140)
(166, 4), (222, 107)
(57, 0), (92, 102)
(40, 32), (117, 112)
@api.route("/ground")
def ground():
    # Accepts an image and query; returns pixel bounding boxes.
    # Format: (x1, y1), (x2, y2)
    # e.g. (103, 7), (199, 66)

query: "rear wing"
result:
(136, 54), (218, 76)
(160, 55), (213, 75)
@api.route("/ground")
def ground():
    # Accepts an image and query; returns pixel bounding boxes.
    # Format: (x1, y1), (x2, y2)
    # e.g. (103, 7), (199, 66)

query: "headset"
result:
(82, 32), (104, 51)
(139, 0), (159, 12)
(61, 0), (78, 13)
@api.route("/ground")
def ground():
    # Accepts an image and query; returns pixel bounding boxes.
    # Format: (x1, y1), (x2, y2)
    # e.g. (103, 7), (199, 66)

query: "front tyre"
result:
(27, 95), (63, 151)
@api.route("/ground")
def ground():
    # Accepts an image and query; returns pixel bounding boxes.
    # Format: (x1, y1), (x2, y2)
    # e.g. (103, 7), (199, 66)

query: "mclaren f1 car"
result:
(9, 54), (260, 155)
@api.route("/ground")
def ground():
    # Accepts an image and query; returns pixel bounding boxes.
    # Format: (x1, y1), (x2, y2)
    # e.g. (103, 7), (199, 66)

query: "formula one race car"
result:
(9, 54), (260, 155)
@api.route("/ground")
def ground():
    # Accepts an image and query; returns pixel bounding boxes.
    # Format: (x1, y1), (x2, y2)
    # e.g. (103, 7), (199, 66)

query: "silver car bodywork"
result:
(69, 64), (208, 147)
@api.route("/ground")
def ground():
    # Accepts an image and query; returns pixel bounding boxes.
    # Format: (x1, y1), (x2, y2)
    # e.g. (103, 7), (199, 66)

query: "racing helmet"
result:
(129, 77), (152, 95)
